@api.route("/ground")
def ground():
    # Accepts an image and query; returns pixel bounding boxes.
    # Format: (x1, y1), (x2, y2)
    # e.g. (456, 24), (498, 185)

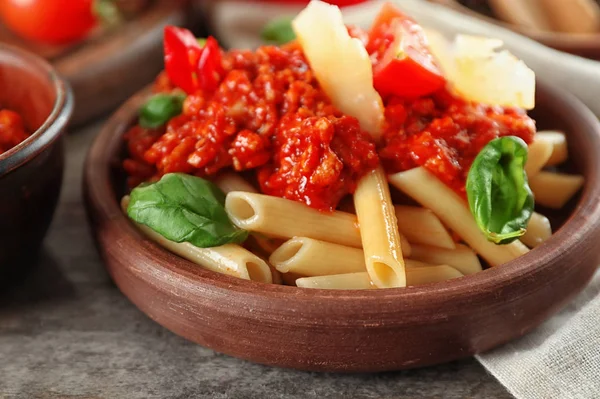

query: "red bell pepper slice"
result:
(163, 26), (223, 94)
(197, 37), (224, 92)
(367, 3), (446, 99)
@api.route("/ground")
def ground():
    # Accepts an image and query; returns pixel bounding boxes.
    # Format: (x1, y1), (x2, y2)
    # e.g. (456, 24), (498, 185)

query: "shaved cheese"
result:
(428, 33), (535, 110)
(292, 1), (384, 139)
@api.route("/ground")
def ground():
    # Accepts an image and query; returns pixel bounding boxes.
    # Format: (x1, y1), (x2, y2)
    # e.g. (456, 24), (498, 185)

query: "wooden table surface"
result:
(0, 122), (513, 399)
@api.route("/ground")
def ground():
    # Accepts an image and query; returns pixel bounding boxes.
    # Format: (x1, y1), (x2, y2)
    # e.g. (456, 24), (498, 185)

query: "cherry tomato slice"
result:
(0, 0), (97, 45)
(367, 2), (446, 98)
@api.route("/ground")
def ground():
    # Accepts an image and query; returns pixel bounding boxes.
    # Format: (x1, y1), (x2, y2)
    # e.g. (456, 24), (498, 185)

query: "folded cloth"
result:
(477, 270), (600, 399)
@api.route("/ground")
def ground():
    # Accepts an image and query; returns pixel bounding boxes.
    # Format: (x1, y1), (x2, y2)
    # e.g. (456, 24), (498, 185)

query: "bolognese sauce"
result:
(123, 29), (535, 210)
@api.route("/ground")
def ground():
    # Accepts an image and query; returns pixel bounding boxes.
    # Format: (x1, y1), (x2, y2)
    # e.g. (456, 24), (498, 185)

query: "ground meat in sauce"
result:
(124, 43), (378, 211)
(379, 88), (536, 197)
(124, 39), (536, 210)
(0, 109), (29, 154)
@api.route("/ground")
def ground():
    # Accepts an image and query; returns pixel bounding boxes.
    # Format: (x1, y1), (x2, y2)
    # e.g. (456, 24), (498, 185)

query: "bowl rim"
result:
(86, 79), (600, 307)
(0, 43), (74, 176)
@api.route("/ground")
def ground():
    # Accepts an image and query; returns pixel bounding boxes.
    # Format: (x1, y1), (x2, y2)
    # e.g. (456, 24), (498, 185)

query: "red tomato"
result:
(367, 2), (446, 98)
(0, 0), (97, 44)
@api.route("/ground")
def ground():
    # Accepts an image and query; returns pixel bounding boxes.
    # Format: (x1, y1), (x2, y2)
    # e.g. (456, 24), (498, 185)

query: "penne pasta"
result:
(214, 173), (282, 255)
(224, 191), (411, 255)
(270, 237), (366, 276)
(529, 171), (585, 209)
(521, 212), (552, 248)
(296, 265), (464, 290)
(409, 244), (483, 276)
(296, 272), (374, 290)
(525, 137), (553, 178)
(389, 167), (530, 267)
(535, 130), (568, 166)
(225, 191), (362, 247)
(395, 205), (456, 249)
(354, 167), (407, 288)
(121, 197), (272, 283)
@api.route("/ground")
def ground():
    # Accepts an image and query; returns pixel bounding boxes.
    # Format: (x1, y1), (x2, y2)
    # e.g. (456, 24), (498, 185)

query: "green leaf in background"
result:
(127, 173), (249, 248)
(197, 38), (207, 47)
(261, 17), (296, 45)
(139, 93), (186, 129)
(466, 136), (534, 245)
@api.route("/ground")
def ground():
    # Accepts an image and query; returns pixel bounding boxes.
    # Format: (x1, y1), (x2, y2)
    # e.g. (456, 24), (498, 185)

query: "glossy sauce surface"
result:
(124, 35), (535, 209)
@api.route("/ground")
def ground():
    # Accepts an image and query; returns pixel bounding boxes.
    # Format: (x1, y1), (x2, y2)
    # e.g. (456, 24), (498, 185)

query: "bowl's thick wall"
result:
(84, 83), (600, 372)
(0, 45), (72, 281)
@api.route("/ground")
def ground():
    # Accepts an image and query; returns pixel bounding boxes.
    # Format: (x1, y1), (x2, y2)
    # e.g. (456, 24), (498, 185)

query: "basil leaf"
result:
(127, 173), (248, 248)
(139, 93), (186, 129)
(261, 17), (296, 45)
(466, 136), (534, 245)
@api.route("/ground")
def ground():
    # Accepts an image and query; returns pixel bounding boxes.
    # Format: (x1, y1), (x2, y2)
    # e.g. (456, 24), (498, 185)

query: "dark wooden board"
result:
(0, 0), (196, 126)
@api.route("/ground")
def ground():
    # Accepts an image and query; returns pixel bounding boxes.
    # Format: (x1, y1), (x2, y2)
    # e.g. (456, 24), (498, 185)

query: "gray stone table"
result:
(0, 123), (513, 399)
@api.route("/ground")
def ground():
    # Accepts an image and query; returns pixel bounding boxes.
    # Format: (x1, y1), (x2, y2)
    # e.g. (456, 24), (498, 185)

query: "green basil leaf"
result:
(261, 17), (296, 45)
(139, 93), (186, 129)
(466, 136), (534, 245)
(127, 173), (248, 247)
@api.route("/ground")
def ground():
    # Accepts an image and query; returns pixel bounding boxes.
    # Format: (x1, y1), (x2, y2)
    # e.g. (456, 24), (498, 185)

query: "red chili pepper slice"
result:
(367, 3), (446, 99)
(163, 26), (223, 94)
(197, 37), (224, 92)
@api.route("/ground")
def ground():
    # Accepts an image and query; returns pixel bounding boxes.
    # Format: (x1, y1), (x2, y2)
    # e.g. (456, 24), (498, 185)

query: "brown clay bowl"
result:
(0, 44), (74, 284)
(84, 81), (600, 372)
(431, 0), (600, 60)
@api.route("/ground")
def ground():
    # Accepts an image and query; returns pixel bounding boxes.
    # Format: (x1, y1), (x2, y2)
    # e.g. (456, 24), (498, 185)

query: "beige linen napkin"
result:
(206, 1), (600, 397)
(477, 270), (600, 399)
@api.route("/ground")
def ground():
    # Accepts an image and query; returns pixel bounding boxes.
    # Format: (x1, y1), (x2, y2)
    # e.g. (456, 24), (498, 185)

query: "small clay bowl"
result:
(84, 81), (600, 372)
(0, 44), (74, 283)
(432, 0), (600, 60)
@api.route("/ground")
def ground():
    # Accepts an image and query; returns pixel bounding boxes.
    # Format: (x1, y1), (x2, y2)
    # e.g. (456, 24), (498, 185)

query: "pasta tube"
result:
(525, 137), (553, 178)
(296, 265), (463, 290)
(296, 272), (374, 290)
(121, 197), (272, 283)
(395, 205), (456, 249)
(214, 173), (282, 255)
(354, 167), (406, 288)
(270, 237), (366, 276)
(529, 171), (584, 209)
(226, 191), (362, 247)
(225, 191), (411, 256)
(535, 131), (568, 166)
(389, 167), (529, 267)
(521, 212), (552, 248)
(409, 244), (482, 275)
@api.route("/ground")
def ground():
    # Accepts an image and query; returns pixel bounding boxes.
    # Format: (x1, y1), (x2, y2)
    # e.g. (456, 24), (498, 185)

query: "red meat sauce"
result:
(0, 109), (29, 154)
(124, 42), (535, 211)
(380, 90), (536, 197)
